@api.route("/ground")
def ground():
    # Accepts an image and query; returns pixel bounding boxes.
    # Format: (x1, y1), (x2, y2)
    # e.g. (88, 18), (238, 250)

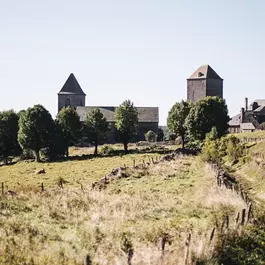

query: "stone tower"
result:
(58, 73), (86, 112)
(187, 65), (223, 102)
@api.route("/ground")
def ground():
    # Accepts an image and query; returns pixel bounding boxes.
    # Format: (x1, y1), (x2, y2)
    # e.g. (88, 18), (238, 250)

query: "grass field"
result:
(0, 146), (166, 192)
(0, 148), (246, 265)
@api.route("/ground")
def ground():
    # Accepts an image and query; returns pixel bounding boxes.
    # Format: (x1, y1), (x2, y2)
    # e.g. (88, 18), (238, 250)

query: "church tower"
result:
(187, 65), (223, 102)
(58, 73), (86, 112)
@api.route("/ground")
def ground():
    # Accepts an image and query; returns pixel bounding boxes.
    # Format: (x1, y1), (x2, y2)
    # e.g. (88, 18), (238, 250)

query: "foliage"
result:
(18, 105), (55, 162)
(41, 122), (67, 161)
(226, 135), (244, 162)
(258, 122), (265, 130)
(167, 100), (191, 148)
(145, 130), (157, 142)
(157, 128), (164, 141)
(214, 226), (265, 265)
(56, 107), (81, 157)
(100, 145), (115, 155)
(115, 100), (138, 152)
(201, 127), (222, 164)
(84, 108), (109, 155)
(0, 110), (21, 164)
(201, 131), (244, 164)
(185, 96), (230, 141)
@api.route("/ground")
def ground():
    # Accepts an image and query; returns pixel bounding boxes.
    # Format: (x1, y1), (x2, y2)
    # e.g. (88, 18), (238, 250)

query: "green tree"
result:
(185, 96), (230, 141)
(18, 105), (55, 162)
(157, 128), (164, 142)
(201, 127), (222, 164)
(167, 100), (191, 148)
(84, 108), (109, 155)
(115, 100), (138, 152)
(0, 110), (20, 164)
(56, 107), (81, 157)
(145, 130), (157, 142)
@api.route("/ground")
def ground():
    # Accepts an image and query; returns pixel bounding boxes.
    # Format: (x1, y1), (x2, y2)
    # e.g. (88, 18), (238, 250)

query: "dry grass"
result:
(0, 154), (246, 265)
(0, 147), (164, 191)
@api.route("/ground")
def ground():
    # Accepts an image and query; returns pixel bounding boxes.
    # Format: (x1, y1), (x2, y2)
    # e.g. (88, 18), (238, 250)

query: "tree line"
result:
(167, 96), (230, 147)
(0, 96), (230, 164)
(0, 100), (140, 164)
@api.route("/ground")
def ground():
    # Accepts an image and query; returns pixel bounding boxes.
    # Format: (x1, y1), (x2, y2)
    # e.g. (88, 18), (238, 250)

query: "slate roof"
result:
(58, 73), (86, 95)
(240, 123), (255, 130)
(229, 114), (241, 126)
(187, 65), (223, 80)
(76, 106), (159, 123)
(251, 99), (265, 107)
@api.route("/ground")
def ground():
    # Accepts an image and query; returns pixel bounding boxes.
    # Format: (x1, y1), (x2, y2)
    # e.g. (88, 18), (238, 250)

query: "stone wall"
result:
(206, 79), (223, 98)
(58, 94), (86, 112)
(187, 79), (207, 102)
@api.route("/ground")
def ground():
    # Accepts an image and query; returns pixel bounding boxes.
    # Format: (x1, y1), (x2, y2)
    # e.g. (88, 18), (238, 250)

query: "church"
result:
(57, 73), (159, 143)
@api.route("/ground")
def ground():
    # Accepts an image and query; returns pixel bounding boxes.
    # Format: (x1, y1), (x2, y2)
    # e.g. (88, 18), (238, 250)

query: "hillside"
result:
(0, 147), (247, 265)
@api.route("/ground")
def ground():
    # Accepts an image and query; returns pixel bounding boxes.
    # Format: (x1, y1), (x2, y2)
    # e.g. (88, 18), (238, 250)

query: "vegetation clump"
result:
(145, 130), (157, 142)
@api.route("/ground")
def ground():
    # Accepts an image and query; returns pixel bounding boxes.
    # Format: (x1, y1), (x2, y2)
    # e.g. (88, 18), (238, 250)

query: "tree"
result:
(185, 96), (230, 141)
(115, 100), (138, 152)
(259, 122), (265, 130)
(0, 110), (20, 164)
(157, 128), (164, 142)
(145, 130), (157, 142)
(84, 108), (109, 155)
(167, 100), (191, 148)
(56, 107), (81, 157)
(18, 105), (55, 162)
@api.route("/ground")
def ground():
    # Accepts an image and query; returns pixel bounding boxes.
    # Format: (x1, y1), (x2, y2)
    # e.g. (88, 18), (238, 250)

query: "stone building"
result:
(58, 73), (159, 143)
(229, 98), (265, 133)
(187, 65), (223, 102)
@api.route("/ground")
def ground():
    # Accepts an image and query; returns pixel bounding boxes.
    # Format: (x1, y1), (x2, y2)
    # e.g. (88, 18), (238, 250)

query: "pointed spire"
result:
(187, 65), (223, 80)
(58, 73), (86, 95)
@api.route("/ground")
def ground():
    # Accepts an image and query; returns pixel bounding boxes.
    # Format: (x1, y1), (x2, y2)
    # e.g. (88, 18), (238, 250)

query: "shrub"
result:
(214, 226), (265, 265)
(100, 145), (115, 155)
(145, 130), (157, 142)
(201, 127), (222, 164)
(226, 135), (244, 162)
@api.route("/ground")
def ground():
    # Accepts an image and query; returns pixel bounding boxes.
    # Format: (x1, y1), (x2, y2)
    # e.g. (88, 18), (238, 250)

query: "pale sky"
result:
(1, 0), (265, 125)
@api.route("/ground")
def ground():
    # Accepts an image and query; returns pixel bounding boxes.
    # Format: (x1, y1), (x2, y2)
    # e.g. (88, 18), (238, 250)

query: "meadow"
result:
(0, 144), (246, 265)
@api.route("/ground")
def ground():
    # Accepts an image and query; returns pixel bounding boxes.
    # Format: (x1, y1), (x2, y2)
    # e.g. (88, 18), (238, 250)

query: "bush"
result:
(20, 149), (35, 160)
(201, 129), (245, 164)
(226, 135), (244, 162)
(214, 226), (265, 265)
(145, 130), (157, 142)
(100, 145), (115, 155)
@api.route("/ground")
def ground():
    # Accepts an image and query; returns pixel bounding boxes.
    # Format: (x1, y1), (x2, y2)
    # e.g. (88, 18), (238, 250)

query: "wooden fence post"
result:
(133, 160), (135, 168)
(41, 183), (44, 192)
(226, 215), (229, 229)
(241, 209), (246, 225)
(246, 203), (252, 224)
(161, 236), (166, 253)
(1, 182), (4, 195)
(209, 227), (215, 242)
(184, 233), (191, 265)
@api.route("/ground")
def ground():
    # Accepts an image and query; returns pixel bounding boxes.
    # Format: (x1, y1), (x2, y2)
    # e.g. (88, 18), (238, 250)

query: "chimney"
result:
(245, 97), (248, 111)
(240, 107), (245, 123)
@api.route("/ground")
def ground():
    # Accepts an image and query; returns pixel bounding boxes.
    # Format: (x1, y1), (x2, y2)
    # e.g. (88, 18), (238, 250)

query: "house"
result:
(187, 65), (223, 102)
(228, 98), (265, 133)
(58, 73), (159, 143)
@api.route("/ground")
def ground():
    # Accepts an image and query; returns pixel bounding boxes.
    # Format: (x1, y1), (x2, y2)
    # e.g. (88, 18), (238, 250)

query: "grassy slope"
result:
(231, 131), (265, 208)
(0, 152), (245, 265)
(0, 147), (163, 191)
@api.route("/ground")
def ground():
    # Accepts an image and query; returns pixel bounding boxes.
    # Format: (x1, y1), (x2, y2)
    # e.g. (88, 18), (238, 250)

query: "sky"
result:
(1, 0), (265, 125)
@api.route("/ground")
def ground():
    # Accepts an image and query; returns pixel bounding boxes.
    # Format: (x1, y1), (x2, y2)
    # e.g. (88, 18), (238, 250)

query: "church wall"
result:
(58, 94), (86, 112)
